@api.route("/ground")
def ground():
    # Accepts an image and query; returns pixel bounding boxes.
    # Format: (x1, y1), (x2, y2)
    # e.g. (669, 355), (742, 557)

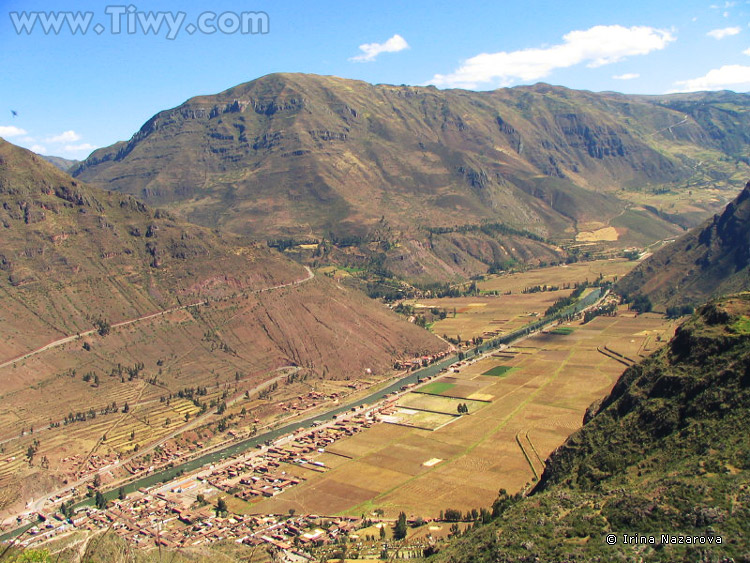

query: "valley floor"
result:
(247, 310), (677, 519)
(3, 260), (686, 561)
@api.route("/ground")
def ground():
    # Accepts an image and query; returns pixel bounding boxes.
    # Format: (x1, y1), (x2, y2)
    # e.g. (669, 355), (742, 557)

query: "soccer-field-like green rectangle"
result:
(551, 326), (575, 335)
(417, 381), (456, 395)
(482, 365), (514, 377)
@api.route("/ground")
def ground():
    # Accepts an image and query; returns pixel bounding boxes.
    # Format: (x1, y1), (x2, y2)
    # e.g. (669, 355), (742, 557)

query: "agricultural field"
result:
(247, 310), (679, 519)
(477, 259), (637, 294)
(380, 408), (458, 431)
(481, 366), (514, 377)
(411, 259), (638, 341)
(397, 393), (488, 415)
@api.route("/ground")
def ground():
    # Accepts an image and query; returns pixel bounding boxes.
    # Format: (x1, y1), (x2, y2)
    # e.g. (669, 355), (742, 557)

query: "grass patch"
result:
(482, 365), (514, 377)
(550, 327), (575, 335)
(731, 316), (750, 335)
(417, 381), (456, 395)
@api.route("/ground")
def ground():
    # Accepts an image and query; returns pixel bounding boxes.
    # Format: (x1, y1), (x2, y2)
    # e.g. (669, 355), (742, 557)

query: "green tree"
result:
(393, 511), (407, 540)
(630, 294), (652, 313)
(480, 507), (492, 524)
(118, 487), (126, 500)
(94, 318), (111, 336)
(95, 491), (107, 510)
(215, 497), (228, 516)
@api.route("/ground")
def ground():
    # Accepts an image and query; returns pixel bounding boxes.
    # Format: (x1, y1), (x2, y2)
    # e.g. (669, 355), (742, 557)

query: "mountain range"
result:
(71, 73), (750, 280)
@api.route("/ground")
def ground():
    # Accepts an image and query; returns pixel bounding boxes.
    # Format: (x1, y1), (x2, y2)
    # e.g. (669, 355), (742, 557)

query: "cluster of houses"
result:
(206, 415), (376, 503)
(394, 350), (450, 371)
(122, 443), (183, 475)
(56, 453), (119, 478)
(14, 351), (476, 559)
(21, 489), (362, 558)
(278, 390), (340, 413)
(19, 409), (389, 555)
(206, 460), (303, 501)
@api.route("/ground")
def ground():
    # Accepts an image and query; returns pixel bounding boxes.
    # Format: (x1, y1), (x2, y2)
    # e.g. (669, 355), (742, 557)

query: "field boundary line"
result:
(515, 431), (539, 481)
(392, 406), (462, 417)
(525, 430), (545, 470)
(596, 346), (632, 367)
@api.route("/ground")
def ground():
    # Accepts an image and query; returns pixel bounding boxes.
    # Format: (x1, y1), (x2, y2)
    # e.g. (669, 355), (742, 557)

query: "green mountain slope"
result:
(434, 295), (750, 562)
(71, 74), (750, 280)
(617, 182), (750, 310)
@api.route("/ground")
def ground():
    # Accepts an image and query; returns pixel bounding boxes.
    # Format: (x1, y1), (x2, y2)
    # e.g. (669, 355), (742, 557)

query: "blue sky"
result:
(1, 0), (749, 158)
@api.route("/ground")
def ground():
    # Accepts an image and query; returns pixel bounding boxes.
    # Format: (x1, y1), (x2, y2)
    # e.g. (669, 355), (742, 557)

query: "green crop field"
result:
(416, 381), (456, 395)
(482, 366), (514, 377)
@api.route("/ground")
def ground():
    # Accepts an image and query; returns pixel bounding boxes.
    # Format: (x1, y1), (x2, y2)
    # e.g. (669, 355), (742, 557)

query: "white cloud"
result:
(0, 125), (28, 138)
(674, 64), (750, 91)
(613, 73), (640, 80)
(0, 127), (95, 157)
(62, 143), (97, 154)
(45, 130), (82, 143)
(429, 25), (675, 89)
(744, 47), (750, 55)
(349, 34), (409, 62)
(707, 26), (741, 39)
